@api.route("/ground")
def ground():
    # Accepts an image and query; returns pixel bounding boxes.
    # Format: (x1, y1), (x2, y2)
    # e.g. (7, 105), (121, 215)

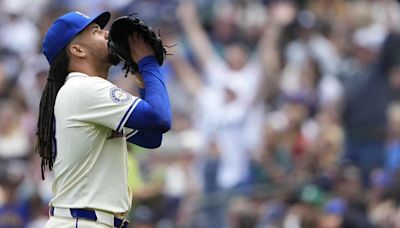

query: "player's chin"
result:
(107, 52), (121, 66)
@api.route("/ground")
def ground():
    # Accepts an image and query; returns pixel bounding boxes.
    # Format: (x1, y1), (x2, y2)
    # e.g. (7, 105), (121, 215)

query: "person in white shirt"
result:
(37, 11), (171, 228)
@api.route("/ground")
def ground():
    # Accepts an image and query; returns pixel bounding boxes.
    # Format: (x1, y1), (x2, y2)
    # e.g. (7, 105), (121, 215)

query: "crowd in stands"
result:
(1, 0), (400, 227)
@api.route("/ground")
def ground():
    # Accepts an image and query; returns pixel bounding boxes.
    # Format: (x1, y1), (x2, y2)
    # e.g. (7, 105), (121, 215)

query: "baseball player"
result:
(36, 11), (171, 228)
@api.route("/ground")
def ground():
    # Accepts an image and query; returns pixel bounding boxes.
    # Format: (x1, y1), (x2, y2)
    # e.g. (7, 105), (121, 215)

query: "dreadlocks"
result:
(36, 48), (69, 180)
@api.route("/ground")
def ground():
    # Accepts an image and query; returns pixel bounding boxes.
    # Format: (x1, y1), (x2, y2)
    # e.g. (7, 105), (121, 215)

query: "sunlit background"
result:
(1, 0), (400, 227)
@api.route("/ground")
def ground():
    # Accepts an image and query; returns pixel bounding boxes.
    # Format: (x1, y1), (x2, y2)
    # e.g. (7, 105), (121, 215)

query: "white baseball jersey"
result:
(50, 72), (140, 214)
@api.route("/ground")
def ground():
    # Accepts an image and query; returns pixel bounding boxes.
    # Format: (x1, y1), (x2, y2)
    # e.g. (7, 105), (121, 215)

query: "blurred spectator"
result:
(0, 2), (40, 58)
(0, 100), (30, 160)
(342, 32), (400, 185)
(385, 101), (400, 176)
(0, 163), (29, 228)
(227, 197), (258, 228)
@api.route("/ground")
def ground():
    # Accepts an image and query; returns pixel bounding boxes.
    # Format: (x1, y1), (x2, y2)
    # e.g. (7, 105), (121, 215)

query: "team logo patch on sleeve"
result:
(110, 87), (132, 103)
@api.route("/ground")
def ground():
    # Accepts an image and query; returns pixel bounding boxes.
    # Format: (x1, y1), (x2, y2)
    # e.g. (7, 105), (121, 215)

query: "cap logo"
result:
(75, 11), (90, 19)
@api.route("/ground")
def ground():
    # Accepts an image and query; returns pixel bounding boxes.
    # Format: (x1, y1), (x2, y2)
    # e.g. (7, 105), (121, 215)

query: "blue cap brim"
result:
(92, 11), (111, 29)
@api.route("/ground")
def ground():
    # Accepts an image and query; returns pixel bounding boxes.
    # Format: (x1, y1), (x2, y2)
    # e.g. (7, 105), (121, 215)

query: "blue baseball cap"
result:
(42, 11), (111, 64)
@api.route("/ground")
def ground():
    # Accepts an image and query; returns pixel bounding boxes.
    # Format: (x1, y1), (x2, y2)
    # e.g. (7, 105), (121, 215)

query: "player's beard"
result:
(107, 52), (121, 65)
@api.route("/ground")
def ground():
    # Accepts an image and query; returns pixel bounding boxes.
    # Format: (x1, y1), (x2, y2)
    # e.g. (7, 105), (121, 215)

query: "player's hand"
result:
(128, 32), (155, 63)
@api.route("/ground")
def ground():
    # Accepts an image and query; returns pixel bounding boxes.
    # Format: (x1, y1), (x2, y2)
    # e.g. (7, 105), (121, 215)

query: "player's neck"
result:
(69, 62), (109, 79)
(95, 65), (109, 79)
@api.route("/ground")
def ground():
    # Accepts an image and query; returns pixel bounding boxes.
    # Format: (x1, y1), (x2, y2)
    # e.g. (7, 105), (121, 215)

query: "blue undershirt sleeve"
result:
(127, 130), (162, 148)
(124, 56), (171, 147)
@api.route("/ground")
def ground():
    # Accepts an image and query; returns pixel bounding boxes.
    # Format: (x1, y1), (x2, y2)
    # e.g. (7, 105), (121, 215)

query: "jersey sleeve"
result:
(124, 127), (139, 139)
(73, 77), (141, 132)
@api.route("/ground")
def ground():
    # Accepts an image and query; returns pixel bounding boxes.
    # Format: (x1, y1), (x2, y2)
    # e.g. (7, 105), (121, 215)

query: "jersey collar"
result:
(66, 72), (90, 81)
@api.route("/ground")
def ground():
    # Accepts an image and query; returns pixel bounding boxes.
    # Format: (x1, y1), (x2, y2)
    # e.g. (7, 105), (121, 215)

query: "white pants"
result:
(44, 216), (112, 228)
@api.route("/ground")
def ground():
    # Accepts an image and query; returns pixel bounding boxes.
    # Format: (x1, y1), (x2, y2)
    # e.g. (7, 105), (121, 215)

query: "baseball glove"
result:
(108, 14), (167, 76)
